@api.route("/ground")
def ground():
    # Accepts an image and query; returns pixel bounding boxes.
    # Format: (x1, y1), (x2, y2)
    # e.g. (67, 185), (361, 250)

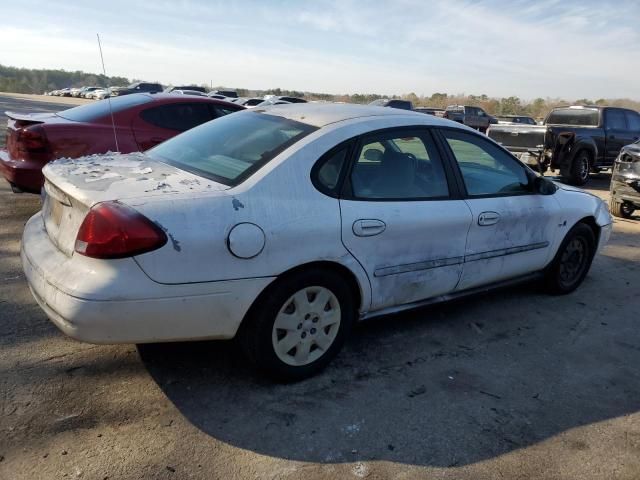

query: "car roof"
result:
(254, 103), (451, 128)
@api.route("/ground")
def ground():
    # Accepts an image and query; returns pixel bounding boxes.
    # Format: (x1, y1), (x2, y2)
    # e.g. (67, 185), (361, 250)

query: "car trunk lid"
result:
(41, 152), (229, 256)
(5, 111), (56, 161)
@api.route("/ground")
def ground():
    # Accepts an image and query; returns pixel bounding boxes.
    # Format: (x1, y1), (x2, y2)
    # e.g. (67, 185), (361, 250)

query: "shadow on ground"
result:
(139, 255), (640, 467)
(546, 172), (612, 193)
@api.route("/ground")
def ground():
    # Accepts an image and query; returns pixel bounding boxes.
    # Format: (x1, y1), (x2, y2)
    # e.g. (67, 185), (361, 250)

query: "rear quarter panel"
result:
(46, 122), (138, 159)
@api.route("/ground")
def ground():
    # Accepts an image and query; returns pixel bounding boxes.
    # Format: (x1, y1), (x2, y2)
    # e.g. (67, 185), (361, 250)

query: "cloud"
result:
(2, 0), (639, 99)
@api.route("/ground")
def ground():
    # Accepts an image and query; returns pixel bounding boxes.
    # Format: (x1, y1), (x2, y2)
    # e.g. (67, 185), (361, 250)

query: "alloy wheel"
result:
(578, 156), (589, 181)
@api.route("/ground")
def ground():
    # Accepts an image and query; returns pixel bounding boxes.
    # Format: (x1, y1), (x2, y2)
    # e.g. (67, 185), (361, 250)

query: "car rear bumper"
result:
(0, 149), (44, 192)
(21, 213), (274, 344)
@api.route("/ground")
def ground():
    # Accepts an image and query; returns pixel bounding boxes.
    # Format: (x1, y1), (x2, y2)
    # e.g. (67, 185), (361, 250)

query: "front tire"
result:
(544, 223), (596, 295)
(239, 269), (356, 382)
(609, 198), (634, 219)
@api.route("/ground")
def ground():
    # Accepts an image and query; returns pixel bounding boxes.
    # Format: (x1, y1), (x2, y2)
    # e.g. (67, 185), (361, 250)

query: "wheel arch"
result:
(575, 215), (601, 248)
(570, 140), (597, 165)
(237, 260), (367, 336)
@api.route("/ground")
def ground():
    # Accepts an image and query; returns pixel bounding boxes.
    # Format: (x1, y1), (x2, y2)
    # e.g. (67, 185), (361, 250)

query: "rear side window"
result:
(313, 147), (349, 196)
(350, 130), (449, 200)
(605, 109), (628, 130)
(148, 111), (317, 186)
(625, 111), (640, 131)
(213, 106), (241, 117)
(546, 108), (599, 126)
(57, 94), (153, 122)
(140, 103), (213, 131)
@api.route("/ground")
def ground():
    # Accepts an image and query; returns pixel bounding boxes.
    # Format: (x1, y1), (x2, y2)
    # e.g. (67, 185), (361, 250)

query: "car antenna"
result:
(96, 33), (119, 152)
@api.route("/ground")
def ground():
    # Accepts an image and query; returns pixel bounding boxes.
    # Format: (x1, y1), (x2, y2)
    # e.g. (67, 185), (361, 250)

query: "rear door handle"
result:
(353, 219), (386, 237)
(478, 211), (500, 226)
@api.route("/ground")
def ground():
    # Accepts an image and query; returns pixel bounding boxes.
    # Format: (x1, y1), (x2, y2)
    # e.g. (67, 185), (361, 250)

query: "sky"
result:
(1, 0), (638, 100)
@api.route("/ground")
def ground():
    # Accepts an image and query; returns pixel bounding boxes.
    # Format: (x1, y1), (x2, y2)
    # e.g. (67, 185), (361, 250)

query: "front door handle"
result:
(478, 211), (500, 226)
(353, 219), (386, 237)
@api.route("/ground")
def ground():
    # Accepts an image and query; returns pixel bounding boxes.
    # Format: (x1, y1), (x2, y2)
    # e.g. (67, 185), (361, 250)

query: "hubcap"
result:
(272, 286), (341, 366)
(579, 156), (589, 180)
(559, 237), (587, 286)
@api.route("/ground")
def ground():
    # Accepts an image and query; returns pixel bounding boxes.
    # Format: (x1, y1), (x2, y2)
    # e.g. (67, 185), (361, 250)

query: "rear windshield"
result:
(546, 108), (599, 126)
(57, 94), (153, 122)
(147, 111), (318, 186)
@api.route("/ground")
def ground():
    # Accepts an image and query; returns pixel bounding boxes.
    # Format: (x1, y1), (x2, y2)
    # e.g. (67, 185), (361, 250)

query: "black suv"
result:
(111, 82), (164, 97)
(368, 99), (413, 110)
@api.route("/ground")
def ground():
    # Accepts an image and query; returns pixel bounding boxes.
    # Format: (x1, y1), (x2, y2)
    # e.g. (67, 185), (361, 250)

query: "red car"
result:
(0, 93), (244, 193)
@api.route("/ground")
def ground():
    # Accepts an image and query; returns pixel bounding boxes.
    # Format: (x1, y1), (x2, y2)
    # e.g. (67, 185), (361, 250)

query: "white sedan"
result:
(22, 104), (612, 381)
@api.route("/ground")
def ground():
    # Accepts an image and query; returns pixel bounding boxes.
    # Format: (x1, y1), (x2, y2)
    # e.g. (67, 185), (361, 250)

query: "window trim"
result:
(434, 126), (538, 200)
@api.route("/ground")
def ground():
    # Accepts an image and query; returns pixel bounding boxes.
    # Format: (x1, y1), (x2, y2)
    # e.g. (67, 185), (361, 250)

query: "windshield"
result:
(57, 94), (153, 122)
(147, 111), (318, 186)
(546, 108), (599, 126)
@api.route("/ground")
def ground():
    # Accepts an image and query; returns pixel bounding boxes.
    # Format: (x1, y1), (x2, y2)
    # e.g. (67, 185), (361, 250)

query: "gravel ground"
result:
(0, 94), (639, 480)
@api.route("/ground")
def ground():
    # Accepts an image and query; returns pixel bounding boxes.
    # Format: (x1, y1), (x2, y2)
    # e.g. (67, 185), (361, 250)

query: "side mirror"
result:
(533, 176), (557, 195)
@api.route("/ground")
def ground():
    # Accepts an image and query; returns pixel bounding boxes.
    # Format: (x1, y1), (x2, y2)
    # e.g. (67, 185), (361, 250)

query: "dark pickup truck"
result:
(488, 106), (640, 185)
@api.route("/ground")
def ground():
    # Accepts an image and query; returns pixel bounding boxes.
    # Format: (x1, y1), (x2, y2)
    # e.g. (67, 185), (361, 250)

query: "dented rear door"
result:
(339, 129), (472, 311)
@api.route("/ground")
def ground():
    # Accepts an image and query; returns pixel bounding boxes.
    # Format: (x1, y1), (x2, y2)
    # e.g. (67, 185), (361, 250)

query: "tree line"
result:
(0, 64), (129, 94)
(1, 64), (638, 120)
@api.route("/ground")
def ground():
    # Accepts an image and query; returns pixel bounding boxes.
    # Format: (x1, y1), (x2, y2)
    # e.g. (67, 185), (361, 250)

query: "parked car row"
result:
(367, 101), (501, 133)
(9, 103), (612, 381)
(45, 83), (313, 108)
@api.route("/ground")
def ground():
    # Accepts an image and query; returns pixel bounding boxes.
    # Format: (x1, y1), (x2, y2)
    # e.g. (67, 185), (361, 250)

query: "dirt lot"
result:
(0, 93), (639, 480)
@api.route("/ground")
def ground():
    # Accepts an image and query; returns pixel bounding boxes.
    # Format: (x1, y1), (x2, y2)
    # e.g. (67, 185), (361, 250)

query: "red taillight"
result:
(75, 202), (167, 259)
(18, 125), (49, 152)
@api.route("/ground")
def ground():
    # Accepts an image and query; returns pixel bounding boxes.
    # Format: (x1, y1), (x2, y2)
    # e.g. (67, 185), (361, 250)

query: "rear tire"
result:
(239, 269), (355, 382)
(544, 223), (596, 295)
(609, 198), (634, 219)
(563, 150), (591, 186)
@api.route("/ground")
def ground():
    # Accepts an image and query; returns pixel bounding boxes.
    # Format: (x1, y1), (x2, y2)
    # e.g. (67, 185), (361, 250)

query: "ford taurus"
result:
(21, 104), (612, 381)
